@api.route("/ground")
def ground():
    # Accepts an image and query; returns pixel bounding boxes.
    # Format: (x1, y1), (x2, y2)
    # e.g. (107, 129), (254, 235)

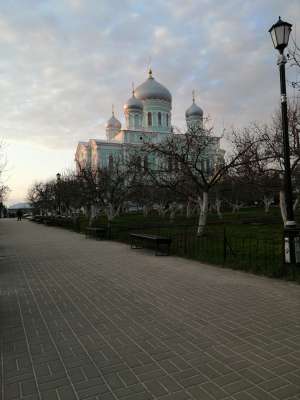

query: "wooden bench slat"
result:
(129, 232), (172, 256)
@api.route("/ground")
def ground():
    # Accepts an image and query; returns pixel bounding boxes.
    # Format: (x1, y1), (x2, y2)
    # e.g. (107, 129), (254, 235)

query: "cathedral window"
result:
(148, 112), (152, 127)
(134, 114), (139, 128)
(108, 155), (113, 170)
(158, 112), (162, 126)
(166, 114), (169, 127)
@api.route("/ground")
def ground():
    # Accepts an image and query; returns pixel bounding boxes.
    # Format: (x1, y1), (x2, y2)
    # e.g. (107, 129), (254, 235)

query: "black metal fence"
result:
(108, 223), (285, 278)
(30, 216), (290, 279)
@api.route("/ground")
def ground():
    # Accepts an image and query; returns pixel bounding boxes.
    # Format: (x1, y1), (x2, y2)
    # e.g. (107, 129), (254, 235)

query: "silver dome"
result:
(124, 92), (143, 111)
(135, 69), (172, 103)
(106, 113), (121, 129)
(185, 101), (203, 118)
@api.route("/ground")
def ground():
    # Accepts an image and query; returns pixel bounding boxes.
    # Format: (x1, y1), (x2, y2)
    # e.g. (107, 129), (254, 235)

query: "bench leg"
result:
(131, 238), (143, 249)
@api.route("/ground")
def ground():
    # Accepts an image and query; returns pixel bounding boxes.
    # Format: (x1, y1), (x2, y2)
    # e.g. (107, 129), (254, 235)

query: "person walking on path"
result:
(17, 209), (23, 221)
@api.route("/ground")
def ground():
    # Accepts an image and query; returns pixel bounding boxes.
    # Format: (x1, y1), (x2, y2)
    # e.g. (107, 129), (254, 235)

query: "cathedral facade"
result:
(75, 69), (224, 172)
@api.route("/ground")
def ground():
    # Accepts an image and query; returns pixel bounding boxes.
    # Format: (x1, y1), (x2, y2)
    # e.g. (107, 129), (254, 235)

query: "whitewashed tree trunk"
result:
(186, 198), (192, 218)
(215, 198), (223, 219)
(105, 203), (122, 223)
(279, 190), (287, 225)
(157, 203), (167, 217)
(169, 202), (177, 222)
(231, 202), (244, 213)
(197, 191), (209, 236)
(263, 195), (273, 213)
(143, 205), (150, 217)
(293, 197), (299, 212)
(90, 204), (97, 219)
(106, 203), (114, 223)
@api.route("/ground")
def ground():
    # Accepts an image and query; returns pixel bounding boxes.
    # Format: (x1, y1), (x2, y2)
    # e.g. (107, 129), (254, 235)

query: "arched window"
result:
(166, 113), (169, 127)
(158, 112), (162, 126)
(134, 114), (139, 128)
(148, 112), (152, 127)
(108, 155), (113, 170)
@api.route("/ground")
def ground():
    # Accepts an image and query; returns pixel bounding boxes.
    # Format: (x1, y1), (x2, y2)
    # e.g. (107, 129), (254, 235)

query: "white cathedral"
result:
(75, 69), (224, 172)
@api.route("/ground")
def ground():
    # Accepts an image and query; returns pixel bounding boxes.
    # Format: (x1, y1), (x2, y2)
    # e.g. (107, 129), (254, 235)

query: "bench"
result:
(130, 233), (172, 256)
(85, 227), (107, 240)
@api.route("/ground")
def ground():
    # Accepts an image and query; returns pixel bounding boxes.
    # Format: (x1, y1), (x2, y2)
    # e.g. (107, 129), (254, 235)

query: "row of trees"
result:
(0, 142), (9, 212)
(28, 101), (300, 236)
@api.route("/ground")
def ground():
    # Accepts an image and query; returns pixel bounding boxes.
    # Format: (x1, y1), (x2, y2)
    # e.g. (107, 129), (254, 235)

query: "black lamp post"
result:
(56, 172), (61, 215)
(269, 17), (298, 264)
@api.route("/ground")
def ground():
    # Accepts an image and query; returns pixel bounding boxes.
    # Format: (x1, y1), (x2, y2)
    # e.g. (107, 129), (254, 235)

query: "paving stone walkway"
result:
(0, 219), (300, 400)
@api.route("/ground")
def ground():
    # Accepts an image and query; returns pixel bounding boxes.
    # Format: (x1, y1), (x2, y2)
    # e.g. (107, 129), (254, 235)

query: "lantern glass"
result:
(284, 24), (291, 45)
(270, 29), (277, 48)
(269, 17), (292, 53)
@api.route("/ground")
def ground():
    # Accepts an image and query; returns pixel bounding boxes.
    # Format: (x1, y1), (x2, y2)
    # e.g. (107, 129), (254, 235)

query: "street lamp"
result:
(56, 172), (61, 215)
(269, 17), (299, 265)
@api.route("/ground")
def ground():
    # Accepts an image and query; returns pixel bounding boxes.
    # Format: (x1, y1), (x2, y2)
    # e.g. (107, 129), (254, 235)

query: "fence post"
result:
(223, 227), (227, 265)
(184, 226), (188, 254)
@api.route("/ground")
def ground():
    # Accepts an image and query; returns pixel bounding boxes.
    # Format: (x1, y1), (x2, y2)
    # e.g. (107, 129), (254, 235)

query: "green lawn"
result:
(52, 207), (299, 281)
(96, 207), (297, 281)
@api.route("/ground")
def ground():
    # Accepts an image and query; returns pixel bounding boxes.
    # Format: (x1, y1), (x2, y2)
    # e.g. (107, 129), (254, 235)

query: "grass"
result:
(93, 206), (284, 239)
(97, 207), (297, 281)
(39, 207), (299, 281)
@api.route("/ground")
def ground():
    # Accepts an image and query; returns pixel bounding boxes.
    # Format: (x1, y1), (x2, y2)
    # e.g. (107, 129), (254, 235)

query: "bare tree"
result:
(288, 37), (300, 90)
(76, 154), (139, 225)
(0, 142), (9, 205)
(142, 125), (259, 236)
(229, 101), (300, 224)
(28, 181), (56, 215)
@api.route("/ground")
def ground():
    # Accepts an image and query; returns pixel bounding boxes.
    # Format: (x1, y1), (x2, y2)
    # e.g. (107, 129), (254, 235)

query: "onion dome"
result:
(185, 102), (203, 118)
(124, 90), (143, 111)
(135, 69), (172, 103)
(185, 93), (203, 118)
(106, 109), (121, 130)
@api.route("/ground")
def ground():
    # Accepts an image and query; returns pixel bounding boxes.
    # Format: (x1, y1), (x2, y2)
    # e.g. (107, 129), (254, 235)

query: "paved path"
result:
(0, 220), (300, 400)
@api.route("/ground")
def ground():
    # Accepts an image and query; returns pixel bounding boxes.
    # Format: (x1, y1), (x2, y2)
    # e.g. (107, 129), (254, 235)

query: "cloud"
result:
(1, 0), (300, 202)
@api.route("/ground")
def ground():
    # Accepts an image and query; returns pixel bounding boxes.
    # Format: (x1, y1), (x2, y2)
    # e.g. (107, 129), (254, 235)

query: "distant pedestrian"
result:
(17, 210), (23, 221)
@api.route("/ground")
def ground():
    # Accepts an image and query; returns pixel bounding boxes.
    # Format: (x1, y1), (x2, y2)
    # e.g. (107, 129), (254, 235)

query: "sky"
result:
(1, 0), (300, 205)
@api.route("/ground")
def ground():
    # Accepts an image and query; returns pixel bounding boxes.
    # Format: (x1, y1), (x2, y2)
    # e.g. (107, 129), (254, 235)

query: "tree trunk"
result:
(186, 198), (192, 218)
(85, 205), (93, 226)
(91, 204), (97, 219)
(215, 198), (223, 219)
(157, 203), (167, 217)
(279, 190), (287, 225)
(263, 195), (272, 213)
(143, 205), (150, 217)
(197, 192), (209, 236)
(105, 204), (114, 223)
(293, 197), (299, 212)
(169, 202), (177, 222)
(231, 202), (244, 213)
